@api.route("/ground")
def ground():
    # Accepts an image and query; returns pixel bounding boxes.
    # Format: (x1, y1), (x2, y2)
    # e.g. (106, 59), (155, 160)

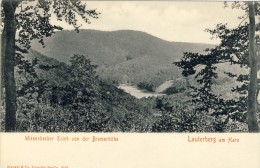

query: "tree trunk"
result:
(247, 2), (260, 132)
(2, 0), (19, 132)
(1, 10), (6, 102)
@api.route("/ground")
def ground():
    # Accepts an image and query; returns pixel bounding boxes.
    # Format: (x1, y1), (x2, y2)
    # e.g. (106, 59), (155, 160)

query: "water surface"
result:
(118, 84), (165, 99)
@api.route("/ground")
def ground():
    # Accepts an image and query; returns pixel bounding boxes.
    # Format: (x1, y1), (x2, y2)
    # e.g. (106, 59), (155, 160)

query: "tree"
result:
(247, 2), (259, 132)
(45, 55), (107, 132)
(175, 2), (260, 132)
(152, 96), (211, 132)
(1, 0), (99, 132)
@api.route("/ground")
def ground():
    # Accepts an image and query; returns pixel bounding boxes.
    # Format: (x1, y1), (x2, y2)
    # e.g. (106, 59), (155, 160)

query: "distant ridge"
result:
(31, 29), (213, 65)
(30, 29), (214, 86)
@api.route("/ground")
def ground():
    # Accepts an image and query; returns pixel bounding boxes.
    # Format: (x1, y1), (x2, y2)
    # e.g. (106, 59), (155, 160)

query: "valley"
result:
(30, 29), (213, 88)
(7, 29), (250, 132)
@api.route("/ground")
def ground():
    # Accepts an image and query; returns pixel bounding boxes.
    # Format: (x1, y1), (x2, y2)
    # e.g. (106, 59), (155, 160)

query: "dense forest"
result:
(31, 30), (212, 89)
(0, 45), (250, 132)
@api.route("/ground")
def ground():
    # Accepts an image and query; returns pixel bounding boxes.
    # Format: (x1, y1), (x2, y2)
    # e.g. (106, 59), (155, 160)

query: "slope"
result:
(30, 29), (213, 87)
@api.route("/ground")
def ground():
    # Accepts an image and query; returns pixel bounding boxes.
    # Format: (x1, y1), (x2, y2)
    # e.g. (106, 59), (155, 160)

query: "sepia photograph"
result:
(1, 1), (260, 168)
(1, 1), (260, 133)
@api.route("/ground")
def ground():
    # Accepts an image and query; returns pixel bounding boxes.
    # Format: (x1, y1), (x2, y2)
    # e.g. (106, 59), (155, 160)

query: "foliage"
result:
(1, 0), (100, 131)
(11, 53), (158, 132)
(30, 30), (212, 88)
(137, 82), (155, 92)
(7, 50), (250, 132)
(174, 2), (260, 131)
(152, 95), (213, 132)
(2, 1), (256, 132)
(152, 94), (248, 132)
(163, 78), (188, 95)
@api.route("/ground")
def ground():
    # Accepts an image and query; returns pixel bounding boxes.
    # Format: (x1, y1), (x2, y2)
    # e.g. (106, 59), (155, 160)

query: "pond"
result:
(118, 84), (166, 99)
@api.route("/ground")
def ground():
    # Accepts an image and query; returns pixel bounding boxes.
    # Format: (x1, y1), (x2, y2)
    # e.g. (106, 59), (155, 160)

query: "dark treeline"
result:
(0, 50), (248, 132)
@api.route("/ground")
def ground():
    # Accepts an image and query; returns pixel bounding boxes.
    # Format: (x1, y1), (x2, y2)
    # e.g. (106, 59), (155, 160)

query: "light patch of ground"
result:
(118, 84), (165, 99)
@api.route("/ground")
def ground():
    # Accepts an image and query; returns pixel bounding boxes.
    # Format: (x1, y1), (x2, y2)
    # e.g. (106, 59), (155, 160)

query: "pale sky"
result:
(51, 1), (245, 44)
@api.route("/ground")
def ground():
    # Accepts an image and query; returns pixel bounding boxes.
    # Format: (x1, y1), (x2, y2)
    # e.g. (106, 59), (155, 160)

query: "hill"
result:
(11, 30), (250, 132)
(30, 29), (213, 87)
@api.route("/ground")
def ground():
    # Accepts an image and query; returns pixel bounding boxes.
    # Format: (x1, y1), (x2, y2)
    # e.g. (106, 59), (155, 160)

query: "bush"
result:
(152, 95), (214, 132)
(137, 82), (155, 92)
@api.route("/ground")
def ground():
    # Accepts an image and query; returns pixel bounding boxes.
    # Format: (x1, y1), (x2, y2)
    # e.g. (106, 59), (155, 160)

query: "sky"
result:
(51, 1), (245, 44)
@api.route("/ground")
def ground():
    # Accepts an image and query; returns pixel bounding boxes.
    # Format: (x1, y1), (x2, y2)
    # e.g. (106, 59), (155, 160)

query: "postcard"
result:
(1, 1), (260, 168)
